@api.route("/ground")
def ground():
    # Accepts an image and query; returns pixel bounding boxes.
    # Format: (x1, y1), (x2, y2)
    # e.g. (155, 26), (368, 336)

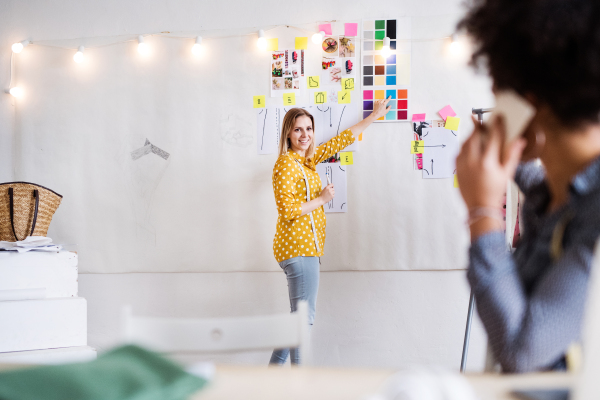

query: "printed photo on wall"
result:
(339, 36), (356, 57)
(322, 36), (339, 57)
(271, 50), (305, 97)
(413, 119), (445, 170)
(322, 57), (342, 85)
(341, 58), (356, 76)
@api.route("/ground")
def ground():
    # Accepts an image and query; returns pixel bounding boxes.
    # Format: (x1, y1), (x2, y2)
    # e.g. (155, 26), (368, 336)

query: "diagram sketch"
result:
(256, 107), (281, 154)
(316, 162), (348, 213)
(421, 127), (459, 179)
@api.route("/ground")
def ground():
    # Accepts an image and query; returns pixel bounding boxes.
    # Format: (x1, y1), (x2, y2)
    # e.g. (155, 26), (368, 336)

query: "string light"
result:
(6, 87), (23, 98)
(312, 31), (325, 45)
(11, 40), (29, 53)
(256, 30), (266, 50)
(137, 35), (149, 55)
(450, 33), (459, 51)
(192, 36), (202, 56)
(73, 46), (84, 63)
(381, 37), (391, 58)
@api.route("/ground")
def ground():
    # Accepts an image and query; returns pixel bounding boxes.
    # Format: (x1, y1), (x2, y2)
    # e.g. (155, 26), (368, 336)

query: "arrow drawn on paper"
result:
(131, 139), (170, 161)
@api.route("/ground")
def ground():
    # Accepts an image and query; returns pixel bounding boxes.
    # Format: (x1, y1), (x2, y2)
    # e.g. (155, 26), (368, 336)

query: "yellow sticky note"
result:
(340, 152), (353, 165)
(314, 91), (327, 104)
(358, 133), (363, 141)
(253, 95), (265, 108)
(341, 78), (355, 91)
(454, 174), (459, 188)
(411, 140), (424, 154)
(283, 93), (296, 105)
(295, 37), (308, 50)
(338, 90), (351, 104)
(445, 116), (460, 130)
(266, 38), (278, 51)
(307, 76), (320, 89)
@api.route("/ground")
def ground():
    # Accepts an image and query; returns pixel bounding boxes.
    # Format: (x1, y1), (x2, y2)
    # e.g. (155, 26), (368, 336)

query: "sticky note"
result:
(358, 133), (363, 141)
(314, 91), (327, 104)
(341, 78), (355, 91)
(307, 76), (320, 89)
(411, 140), (424, 154)
(318, 24), (332, 35)
(266, 38), (278, 51)
(340, 152), (353, 165)
(295, 37), (308, 50)
(253, 95), (265, 108)
(454, 174), (459, 188)
(438, 105), (456, 121)
(338, 90), (351, 104)
(412, 113), (426, 122)
(283, 93), (296, 105)
(345, 23), (358, 36)
(445, 116), (460, 130)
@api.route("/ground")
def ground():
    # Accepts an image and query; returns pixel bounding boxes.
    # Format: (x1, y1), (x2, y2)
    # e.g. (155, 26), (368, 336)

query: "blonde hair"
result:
(278, 108), (316, 160)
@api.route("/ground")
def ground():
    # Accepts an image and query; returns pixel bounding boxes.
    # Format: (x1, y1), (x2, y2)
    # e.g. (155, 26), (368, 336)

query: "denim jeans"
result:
(269, 256), (319, 365)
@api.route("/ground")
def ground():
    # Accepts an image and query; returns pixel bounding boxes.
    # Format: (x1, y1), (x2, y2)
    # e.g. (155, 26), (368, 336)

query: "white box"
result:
(0, 251), (78, 298)
(0, 297), (87, 352)
(0, 346), (97, 365)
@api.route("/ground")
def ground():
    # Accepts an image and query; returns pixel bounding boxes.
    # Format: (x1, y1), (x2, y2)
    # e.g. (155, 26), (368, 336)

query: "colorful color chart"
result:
(361, 18), (411, 122)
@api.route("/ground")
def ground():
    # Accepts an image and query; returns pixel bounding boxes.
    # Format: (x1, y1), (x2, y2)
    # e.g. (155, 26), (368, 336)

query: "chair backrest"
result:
(120, 301), (310, 363)
(573, 239), (600, 400)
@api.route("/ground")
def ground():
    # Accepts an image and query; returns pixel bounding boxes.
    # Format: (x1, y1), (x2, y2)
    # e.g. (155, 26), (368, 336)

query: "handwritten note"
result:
(318, 23), (333, 35)
(283, 93), (296, 105)
(438, 105), (456, 121)
(253, 95), (266, 108)
(345, 23), (358, 37)
(338, 90), (351, 104)
(445, 116), (460, 130)
(341, 78), (355, 91)
(307, 76), (320, 88)
(314, 91), (327, 104)
(412, 113), (426, 122)
(340, 152), (353, 165)
(266, 38), (278, 51)
(411, 140), (424, 154)
(295, 37), (308, 50)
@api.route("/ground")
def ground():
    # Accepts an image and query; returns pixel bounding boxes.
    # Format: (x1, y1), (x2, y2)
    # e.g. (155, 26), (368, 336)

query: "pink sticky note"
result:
(412, 113), (426, 122)
(318, 24), (333, 35)
(345, 23), (358, 36)
(438, 105), (456, 121)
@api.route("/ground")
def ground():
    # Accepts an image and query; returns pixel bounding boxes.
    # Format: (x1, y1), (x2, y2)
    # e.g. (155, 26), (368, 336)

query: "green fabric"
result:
(0, 345), (207, 400)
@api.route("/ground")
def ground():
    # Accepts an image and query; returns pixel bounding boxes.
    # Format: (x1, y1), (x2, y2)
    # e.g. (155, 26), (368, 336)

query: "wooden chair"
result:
(120, 301), (311, 365)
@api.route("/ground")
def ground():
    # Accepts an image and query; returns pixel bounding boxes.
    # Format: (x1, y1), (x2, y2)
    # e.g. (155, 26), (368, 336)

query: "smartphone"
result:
(490, 90), (536, 143)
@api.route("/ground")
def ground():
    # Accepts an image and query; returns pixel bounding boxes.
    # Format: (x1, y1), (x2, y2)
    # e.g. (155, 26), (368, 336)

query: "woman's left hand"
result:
(456, 116), (527, 210)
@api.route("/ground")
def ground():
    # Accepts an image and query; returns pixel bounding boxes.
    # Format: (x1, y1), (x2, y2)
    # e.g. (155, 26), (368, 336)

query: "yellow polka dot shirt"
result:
(272, 129), (355, 262)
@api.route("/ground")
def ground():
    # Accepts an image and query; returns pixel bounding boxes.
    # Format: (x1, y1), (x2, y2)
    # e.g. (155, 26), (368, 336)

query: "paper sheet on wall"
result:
(421, 127), (459, 179)
(270, 49), (305, 97)
(317, 162), (347, 213)
(256, 107), (281, 154)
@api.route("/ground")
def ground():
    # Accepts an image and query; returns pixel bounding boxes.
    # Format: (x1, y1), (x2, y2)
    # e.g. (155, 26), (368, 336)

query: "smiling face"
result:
(288, 115), (314, 157)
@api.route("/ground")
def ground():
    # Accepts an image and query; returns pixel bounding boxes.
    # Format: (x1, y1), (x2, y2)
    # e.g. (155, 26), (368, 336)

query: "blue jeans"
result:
(269, 256), (319, 365)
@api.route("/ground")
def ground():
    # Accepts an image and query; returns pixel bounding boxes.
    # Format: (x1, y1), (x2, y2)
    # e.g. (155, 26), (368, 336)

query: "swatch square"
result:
(398, 99), (408, 109)
(363, 66), (373, 75)
(386, 54), (397, 65)
(398, 110), (408, 120)
(386, 75), (397, 85)
(386, 20), (397, 39)
(386, 111), (397, 120)
(363, 101), (374, 110)
(397, 89), (408, 99)
(375, 30), (386, 40)
(390, 40), (396, 50)
(363, 76), (373, 86)
(364, 111), (372, 119)
(386, 65), (397, 75)
(387, 100), (397, 109)
(375, 20), (385, 29)
(375, 41), (383, 50)
(375, 76), (386, 85)
(374, 90), (385, 100)
(375, 65), (385, 75)
(386, 90), (396, 99)
(364, 31), (374, 40)
(364, 41), (374, 51)
(374, 55), (385, 65)
(363, 90), (374, 100)
(363, 21), (374, 30)
(363, 55), (374, 65)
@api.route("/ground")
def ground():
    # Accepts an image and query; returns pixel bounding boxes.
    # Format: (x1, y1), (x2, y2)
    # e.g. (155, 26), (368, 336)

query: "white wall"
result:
(0, 0), (489, 370)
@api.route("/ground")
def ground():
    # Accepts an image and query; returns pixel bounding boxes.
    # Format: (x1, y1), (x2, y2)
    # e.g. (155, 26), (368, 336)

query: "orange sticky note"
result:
(358, 133), (363, 141)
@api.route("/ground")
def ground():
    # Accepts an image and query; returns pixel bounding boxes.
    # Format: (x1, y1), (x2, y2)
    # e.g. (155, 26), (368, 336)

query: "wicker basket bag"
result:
(0, 182), (63, 242)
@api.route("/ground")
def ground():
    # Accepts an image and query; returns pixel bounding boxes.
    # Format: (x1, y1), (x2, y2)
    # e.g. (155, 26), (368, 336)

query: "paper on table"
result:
(422, 127), (459, 179)
(317, 162), (348, 213)
(266, 38), (278, 51)
(412, 113), (426, 122)
(253, 95), (265, 108)
(340, 152), (353, 165)
(318, 24), (333, 35)
(295, 37), (308, 50)
(344, 23), (358, 36)
(444, 116), (460, 130)
(438, 105), (456, 121)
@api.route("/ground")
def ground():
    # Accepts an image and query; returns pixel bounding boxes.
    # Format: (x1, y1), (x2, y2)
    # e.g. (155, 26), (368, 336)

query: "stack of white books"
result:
(0, 248), (96, 365)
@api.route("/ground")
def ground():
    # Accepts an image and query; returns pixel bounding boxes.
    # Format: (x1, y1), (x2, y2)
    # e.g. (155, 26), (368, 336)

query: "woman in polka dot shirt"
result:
(269, 99), (390, 365)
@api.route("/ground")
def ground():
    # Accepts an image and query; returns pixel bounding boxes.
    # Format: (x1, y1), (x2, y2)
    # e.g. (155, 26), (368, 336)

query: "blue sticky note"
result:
(386, 90), (396, 99)
(386, 75), (397, 85)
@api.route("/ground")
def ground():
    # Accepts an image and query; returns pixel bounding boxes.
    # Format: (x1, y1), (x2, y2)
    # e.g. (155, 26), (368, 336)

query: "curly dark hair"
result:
(458, 0), (600, 125)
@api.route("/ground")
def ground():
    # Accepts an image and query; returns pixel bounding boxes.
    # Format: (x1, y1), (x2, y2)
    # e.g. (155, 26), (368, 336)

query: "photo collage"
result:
(271, 49), (305, 96)
(321, 35), (357, 87)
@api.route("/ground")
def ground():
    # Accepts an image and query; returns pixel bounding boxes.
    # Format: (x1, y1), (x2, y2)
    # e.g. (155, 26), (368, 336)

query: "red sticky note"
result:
(345, 23), (358, 36)
(318, 23), (333, 35)
(438, 105), (456, 121)
(412, 113), (426, 122)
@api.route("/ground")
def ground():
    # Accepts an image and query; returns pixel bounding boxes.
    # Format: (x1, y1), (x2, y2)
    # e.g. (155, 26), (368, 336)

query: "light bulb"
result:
(137, 35), (149, 55)
(450, 33), (459, 52)
(257, 30), (267, 50)
(381, 37), (391, 58)
(312, 31), (325, 45)
(192, 36), (203, 56)
(73, 46), (84, 63)
(9, 87), (23, 98)
(11, 40), (29, 53)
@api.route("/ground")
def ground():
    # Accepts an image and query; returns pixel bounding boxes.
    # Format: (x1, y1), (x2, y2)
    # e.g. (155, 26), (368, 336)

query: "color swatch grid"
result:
(361, 18), (411, 122)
